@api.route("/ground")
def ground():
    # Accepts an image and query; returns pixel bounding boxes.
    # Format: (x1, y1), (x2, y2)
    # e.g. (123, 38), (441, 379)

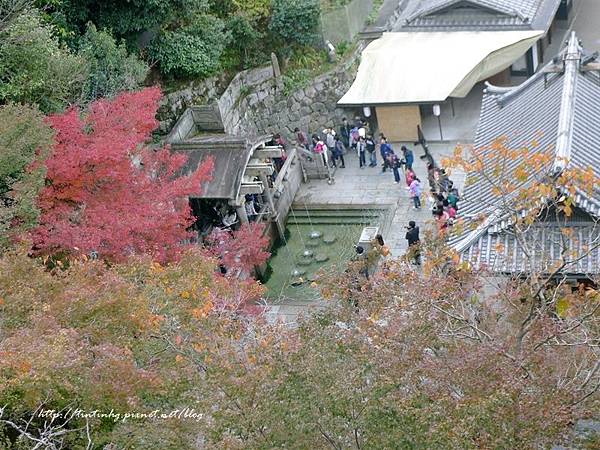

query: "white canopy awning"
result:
(338, 30), (543, 106)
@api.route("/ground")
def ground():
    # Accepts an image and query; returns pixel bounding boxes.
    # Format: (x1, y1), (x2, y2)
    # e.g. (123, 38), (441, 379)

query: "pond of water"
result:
(264, 207), (388, 302)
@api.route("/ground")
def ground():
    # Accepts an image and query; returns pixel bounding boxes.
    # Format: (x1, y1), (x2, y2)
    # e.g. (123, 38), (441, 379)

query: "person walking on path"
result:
(323, 127), (336, 148)
(401, 145), (414, 170)
(312, 134), (328, 167)
(436, 209), (450, 234)
(380, 136), (392, 172)
(323, 127), (336, 166)
(447, 189), (460, 210)
(357, 136), (367, 168)
(405, 221), (421, 265)
(333, 135), (346, 168)
(427, 163), (437, 193)
(409, 177), (422, 209)
(389, 151), (402, 184)
(366, 134), (376, 167)
(349, 126), (360, 151)
(340, 117), (351, 148)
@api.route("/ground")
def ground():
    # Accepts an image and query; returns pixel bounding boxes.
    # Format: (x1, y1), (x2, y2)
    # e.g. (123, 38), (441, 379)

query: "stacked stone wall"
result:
(157, 77), (224, 134)
(159, 48), (363, 140)
(218, 48), (362, 140)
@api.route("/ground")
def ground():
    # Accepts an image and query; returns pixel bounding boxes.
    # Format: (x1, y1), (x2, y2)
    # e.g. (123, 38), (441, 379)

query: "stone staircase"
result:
(287, 208), (387, 226)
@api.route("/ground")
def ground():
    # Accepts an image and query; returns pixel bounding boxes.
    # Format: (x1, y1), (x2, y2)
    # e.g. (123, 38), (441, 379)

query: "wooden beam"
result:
(240, 182), (264, 195)
(273, 148), (296, 192)
(254, 147), (283, 158)
(245, 163), (274, 177)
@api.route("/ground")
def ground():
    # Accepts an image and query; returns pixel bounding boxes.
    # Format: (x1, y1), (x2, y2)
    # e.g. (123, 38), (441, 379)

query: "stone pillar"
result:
(271, 52), (283, 91)
(271, 52), (281, 79)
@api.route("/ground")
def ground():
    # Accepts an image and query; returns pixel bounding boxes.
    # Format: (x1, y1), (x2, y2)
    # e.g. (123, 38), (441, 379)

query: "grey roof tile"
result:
(458, 222), (600, 274)
(450, 33), (600, 274)
(173, 135), (253, 200)
(396, 0), (561, 31)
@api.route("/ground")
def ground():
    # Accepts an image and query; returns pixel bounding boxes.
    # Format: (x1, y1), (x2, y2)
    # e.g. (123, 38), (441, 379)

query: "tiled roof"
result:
(459, 221), (600, 275)
(396, 0), (561, 31)
(173, 135), (253, 200)
(450, 33), (600, 275)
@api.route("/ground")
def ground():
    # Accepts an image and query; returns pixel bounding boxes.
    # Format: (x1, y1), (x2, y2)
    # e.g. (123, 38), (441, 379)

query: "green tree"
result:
(78, 23), (149, 102)
(0, 0), (31, 32)
(148, 14), (228, 78)
(0, 103), (53, 250)
(223, 14), (265, 69)
(269, 0), (321, 48)
(36, 0), (206, 37)
(231, 0), (271, 20)
(0, 9), (87, 112)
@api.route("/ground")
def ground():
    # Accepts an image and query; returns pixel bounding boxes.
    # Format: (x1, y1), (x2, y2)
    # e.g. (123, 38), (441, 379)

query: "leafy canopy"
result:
(37, 0), (210, 37)
(148, 14), (229, 78)
(0, 103), (53, 249)
(78, 22), (149, 103)
(269, 0), (321, 48)
(0, 9), (87, 113)
(32, 87), (213, 263)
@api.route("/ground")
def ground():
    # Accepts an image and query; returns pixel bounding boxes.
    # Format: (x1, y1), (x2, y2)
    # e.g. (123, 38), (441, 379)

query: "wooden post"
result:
(259, 173), (285, 238)
(259, 173), (276, 217)
(236, 202), (249, 225)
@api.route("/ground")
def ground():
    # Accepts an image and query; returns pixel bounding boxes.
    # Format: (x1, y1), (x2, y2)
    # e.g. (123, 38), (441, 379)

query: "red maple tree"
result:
(33, 87), (213, 263)
(207, 222), (271, 275)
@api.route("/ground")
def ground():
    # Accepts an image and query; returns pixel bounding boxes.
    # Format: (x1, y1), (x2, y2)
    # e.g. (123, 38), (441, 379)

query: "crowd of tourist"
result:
(291, 116), (463, 268)
(427, 166), (461, 233)
(294, 117), (460, 225)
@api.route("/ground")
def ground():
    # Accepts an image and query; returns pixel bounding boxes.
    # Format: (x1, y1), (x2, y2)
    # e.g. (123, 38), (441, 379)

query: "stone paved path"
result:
(265, 142), (467, 324)
(294, 142), (467, 257)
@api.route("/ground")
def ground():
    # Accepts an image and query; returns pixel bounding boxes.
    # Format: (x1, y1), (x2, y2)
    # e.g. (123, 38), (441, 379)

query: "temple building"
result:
(166, 105), (302, 242)
(339, 0), (570, 141)
(449, 32), (600, 280)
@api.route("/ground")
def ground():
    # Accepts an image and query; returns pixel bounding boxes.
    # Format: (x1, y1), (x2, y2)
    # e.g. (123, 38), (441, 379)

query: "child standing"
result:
(389, 152), (402, 184)
(409, 177), (422, 209)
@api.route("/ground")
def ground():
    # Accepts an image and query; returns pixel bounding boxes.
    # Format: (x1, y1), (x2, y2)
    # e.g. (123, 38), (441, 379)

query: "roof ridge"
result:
(488, 61), (553, 106)
(406, 0), (525, 23)
(552, 31), (581, 173)
(487, 36), (574, 107)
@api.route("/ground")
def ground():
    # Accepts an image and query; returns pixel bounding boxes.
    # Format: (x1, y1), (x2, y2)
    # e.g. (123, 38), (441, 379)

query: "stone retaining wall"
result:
(157, 76), (225, 134)
(217, 65), (277, 135)
(223, 49), (362, 140)
(159, 49), (363, 141)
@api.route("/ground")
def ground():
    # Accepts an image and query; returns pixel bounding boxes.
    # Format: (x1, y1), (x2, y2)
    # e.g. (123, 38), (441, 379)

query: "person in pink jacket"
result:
(409, 177), (422, 209)
(405, 168), (415, 189)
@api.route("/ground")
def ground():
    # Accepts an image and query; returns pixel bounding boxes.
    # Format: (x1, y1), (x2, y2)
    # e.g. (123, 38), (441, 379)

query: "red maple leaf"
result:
(33, 87), (213, 263)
